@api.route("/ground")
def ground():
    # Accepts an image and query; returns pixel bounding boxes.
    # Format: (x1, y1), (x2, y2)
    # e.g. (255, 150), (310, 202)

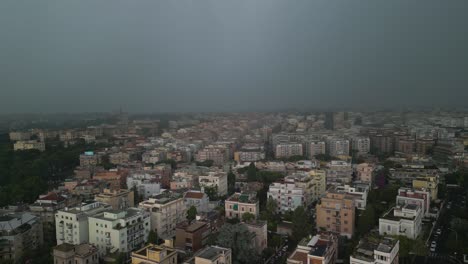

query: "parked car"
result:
(436, 228), (442, 235)
(430, 244), (437, 252)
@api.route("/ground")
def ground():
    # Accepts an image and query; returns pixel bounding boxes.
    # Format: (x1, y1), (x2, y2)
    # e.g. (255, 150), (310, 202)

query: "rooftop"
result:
(196, 246), (230, 260)
(226, 192), (257, 203)
(352, 235), (398, 262)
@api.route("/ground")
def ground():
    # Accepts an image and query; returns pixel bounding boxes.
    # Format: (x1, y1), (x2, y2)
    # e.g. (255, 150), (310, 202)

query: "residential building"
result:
(9, 131), (31, 141)
(183, 246), (232, 264)
(225, 192), (259, 220)
(308, 141), (326, 159)
(88, 208), (151, 256)
(139, 191), (186, 239)
(352, 137), (371, 155)
(268, 180), (305, 213)
(175, 221), (210, 252)
(55, 201), (112, 245)
(326, 138), (350, 157)
(326, 161), (353, 186)
(127, 174), (162, 199)
(199, 171), (228, 197)
(308, 170), (327, 202)
(53, 243), (99, 264)
(131, 242), (178, 264)
(396, 187), (431, 217)
(275, 143), (303, 159)
(184, 191), (210, 213)
(109, 151), (132, 165)
(355, 163), (375, 185)
(243, 220), (267, 254)
(412, 176), (438, 201)
(287, 232), (338, 264)
(335, 183), (369, 210)
(316, 191), (355, 238)
(379, 204), (422, 239)
(94, 188), (134, 210)
(0, 212), (43, 262)
(80, 151), (102, 168)
(13, 140), (45, 151)
(349, 236), (399, 264)
(196, 145), (229, 166)
(94, 170), (127, 190)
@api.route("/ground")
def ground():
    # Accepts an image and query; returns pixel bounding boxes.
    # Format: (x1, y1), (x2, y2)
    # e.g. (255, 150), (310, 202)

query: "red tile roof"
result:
(184, 192), (205, 199)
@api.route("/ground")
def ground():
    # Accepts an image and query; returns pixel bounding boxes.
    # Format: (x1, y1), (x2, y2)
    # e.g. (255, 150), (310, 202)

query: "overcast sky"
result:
(0, 0), (467, 113)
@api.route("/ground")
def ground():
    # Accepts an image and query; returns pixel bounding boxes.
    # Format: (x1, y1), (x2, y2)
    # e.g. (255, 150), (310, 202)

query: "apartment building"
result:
(53, 243), (99, 264)
(88, 208), (151, 256)
(94, 188), (134, 210)
(196, 145), (228, 166)
(184, 191), (210, 213)
(326, 161), (353, 186)
(316, 191), (355, 238)
(308, 141), (326, 159)
(326, 138), (350, 157)
(308, 170), (327, 202)
(379, 204), (422, 239)
(79, 151), (102, 168)
(13, 140), (45, 151)
(175, 221), (210, 252)
(412, 176), (439, 201)
(335, 183), (369, 210)
(9, 131), (31, 141)
(199, 171), (228, 197)
(355, 163), (375, 185)
(55, 201), (112, 245)
(127, 174), (162, 199)
(287, 232), (338, 264)
(183, 246), (232, 264)
(139, 191), (186, 239)
(225, 192), (259, 220)
(131, 243), (178, 264)
(350, 236), (399, 264)
(351, 137), (371, 155)
(94, 170), (127, 190)
(0, 212), (43, 263)
(396, 187), (431, 217)
(268, 180), (305, 213)
(275, 143), (303, 159)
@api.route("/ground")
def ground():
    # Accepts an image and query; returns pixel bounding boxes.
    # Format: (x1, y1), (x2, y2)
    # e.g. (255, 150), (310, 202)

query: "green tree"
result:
(228, 170), (236, 195)
(241, 212), (255, 223)
(147, 230), (159, 244)
(291, 206), (312, 243)
(204, 186), (219, 201)
(357, 205), (374, 236)
(314, 154), (333, 162)
(247, 162), (257, 182)
(187, 205), (198, 222)
(216, 223), (259, 264)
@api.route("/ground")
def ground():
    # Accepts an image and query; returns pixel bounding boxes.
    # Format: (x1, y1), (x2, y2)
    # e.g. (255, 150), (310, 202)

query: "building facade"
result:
(316, 191), (355, 238)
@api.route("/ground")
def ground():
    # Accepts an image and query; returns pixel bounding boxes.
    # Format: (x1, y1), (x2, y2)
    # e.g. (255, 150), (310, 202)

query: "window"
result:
(344, 220), (348, 224)
(387, 225), (391, 231)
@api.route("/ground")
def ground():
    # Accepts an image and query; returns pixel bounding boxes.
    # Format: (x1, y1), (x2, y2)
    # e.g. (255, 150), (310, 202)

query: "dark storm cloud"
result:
(0, 0), (467, 113)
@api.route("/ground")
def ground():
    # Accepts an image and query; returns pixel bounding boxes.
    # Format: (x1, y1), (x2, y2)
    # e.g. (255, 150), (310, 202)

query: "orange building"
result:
(316, 191), (355, 238)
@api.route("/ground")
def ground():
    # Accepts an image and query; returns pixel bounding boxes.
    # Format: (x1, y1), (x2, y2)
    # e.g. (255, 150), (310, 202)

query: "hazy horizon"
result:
(1, 0), (467, 113)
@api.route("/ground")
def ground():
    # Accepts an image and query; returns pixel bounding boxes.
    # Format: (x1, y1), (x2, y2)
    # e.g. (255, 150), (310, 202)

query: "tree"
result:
(357, 205), (375, 236)
(187, 205), (198, 222)
(247, 162), (257, 182)
(228, 170), (236, 195)
(314, 154), (333, 161)
(241, 212), (255, 223)
(196, 160), (214, 167)
(291, 206), (312, 243)
(147, 230), (159, 244)
(216, 223), (259, 264)
(203, 186), (218, 201)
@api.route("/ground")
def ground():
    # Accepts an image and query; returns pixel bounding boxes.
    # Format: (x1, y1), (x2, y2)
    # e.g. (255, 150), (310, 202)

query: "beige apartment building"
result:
(13, 140), (45, 152)
(131, 242), (178, 264)
(316, 191), (355, 238)
(355, 163), (375, 185)
(308, 170), (327, 202)
(53, 243), (99, 264)
(94, 188), (134, 210)
(199, 171), (228, 197)
(225, 192), (259, 220)
(139, 191), (186, 239)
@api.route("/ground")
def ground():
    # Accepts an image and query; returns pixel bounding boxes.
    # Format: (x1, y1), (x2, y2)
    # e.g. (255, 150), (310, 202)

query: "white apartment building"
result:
(275, 143), (303, 159)
(326, 160), (353, 186)
(326, 138), (350, 156)
(199, 171), (228, 196)
(396, 188), (431, 217)
(88, 208), (150, 256)
(351, 137), (371, 155)
(350, 236), (399, 264)
(379, 204), (422, 239)
(139, 192), (186, 239)
(184, 190), (210, 213)
(126, 174), (161, 199)
(335, 183), (369, 210)
(308, 141), (326, 159)
(268, 180), (305, 213)
(55, 201), (112, 245)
